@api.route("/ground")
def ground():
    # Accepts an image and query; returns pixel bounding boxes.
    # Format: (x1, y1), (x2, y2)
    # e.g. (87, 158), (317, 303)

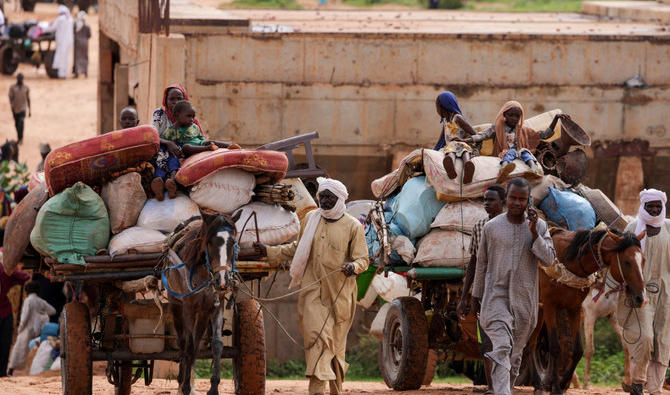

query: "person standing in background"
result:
(73, 10), (91, 78)
(42, 5), (74, 79)
(0, 264), (30, 377)
(8, 73), (31, 144)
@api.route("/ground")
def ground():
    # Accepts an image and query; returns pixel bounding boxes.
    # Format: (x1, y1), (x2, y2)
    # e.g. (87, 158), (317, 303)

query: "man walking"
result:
(457, 184), (506, 393)
(619, 189), (670, 395)
(472, 177), (556, 394)
(255, 177), (368, 395)
(8, 73), (30, 143)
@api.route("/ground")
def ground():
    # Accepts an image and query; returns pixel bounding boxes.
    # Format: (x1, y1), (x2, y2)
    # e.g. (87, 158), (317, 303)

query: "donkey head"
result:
(201, 210), (242, 290)
(603, 230), (646, 308)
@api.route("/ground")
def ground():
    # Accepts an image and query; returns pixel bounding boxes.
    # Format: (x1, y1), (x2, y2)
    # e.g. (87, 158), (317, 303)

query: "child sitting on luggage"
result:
(465, 101), (569, 183)
(119, 107), (139, 129)
(433, 91), (480, 184)
(152, 100), (238, 201)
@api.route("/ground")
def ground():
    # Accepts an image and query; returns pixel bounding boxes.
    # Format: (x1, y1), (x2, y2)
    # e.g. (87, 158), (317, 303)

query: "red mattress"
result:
(176, 148), (288, 186)
(44, 126), (160, 195)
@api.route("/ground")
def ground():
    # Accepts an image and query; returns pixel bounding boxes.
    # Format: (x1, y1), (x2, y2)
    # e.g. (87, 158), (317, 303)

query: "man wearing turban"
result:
(619, 189), (670, 395)
(255, 178), (369, 395)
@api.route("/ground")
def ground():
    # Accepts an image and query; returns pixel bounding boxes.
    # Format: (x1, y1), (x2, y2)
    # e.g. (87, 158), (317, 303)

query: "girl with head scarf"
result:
(433, 92), (479, 184)
(73, 10), (91, 78)
(467, 101), (567, 182)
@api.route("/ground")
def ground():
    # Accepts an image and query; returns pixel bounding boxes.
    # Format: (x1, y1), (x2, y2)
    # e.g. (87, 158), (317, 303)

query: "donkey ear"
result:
(607, 229), (622, 243)
(200, 209), (216, 225)
(636, 230), (647, 241)
(231, 209), (242, 224)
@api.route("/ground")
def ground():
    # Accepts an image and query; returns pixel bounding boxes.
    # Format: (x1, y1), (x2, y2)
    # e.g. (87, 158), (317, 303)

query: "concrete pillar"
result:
(113, 64), (130, 131)
(98, 30), (116, 134)
(614, 156), (644, 215)
(148, 33), (187, 121)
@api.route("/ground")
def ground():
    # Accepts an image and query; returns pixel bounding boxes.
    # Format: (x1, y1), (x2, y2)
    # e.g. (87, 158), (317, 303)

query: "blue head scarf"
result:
(434, 91), (462, 150)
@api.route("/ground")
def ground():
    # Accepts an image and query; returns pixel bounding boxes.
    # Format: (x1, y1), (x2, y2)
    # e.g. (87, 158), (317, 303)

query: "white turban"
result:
(288, 177), (349, 288)
(635, 188), (667, 251)
(58, 5), (70, 16)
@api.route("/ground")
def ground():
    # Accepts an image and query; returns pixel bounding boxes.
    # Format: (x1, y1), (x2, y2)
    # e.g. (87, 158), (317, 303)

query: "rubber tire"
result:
(43, 51), (59, 79)
(422, 349), (438, 386)
(0, 46), (18, 75)
(114, 364), (133, 395)
(379, 297), (429, 391)
(60, 302), (92, 395)
(233, 299), (266, 395)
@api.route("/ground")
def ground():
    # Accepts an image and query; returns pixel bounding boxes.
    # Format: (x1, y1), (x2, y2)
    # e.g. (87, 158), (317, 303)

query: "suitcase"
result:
(44, 125), (160, 195)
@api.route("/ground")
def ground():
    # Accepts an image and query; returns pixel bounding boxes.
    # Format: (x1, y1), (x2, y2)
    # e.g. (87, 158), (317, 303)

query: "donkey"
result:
(528, 228), (646, 394)
(160, 211), (241, 395)
(581, 273), (631, 390)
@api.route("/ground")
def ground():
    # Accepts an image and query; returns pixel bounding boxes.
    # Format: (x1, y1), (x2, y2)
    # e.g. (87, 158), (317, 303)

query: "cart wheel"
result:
(379, 297), (428, 390)
(114, 364), (133, 395)
(60, 302), (92, 395)
(43, 51), (59, 79)
(0, 46), (18, 75)
(422, 349), (438, 386)
(232, 299), (266, 395)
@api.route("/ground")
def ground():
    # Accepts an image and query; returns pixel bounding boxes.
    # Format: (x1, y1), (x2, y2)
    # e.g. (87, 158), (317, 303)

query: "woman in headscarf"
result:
(73, 10), (91, 78)
(466, 101), (567, 182)
(151, 84), (203, 137)
(42, 5), (73, 79)
(433, 91), (479, 184)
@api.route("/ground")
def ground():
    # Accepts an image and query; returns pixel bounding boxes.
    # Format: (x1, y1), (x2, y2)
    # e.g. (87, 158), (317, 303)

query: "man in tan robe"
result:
(619, 189), (670, 395)
(256, 178), (368, 395)
(472, 178), (556, 395)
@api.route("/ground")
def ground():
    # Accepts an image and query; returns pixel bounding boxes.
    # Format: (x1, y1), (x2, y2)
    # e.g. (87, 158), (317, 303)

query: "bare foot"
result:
(496, 162), (516, 184)
(151, 177), (165, 201)
(165, 178), (178, 199)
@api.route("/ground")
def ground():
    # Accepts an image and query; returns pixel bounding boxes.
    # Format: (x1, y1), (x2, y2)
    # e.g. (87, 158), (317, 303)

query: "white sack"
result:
(431, 200), (487, 232)
(190, 168), (255, 214)
(108, 227), (167, 257)
(413, 229), (471, 267)
(50, 356), (61, 371)
(101, 172), (147, 234)
(29, 340), (53, 375)
(390, 235), (416, 264)
(136, 193), (201, 233)
(235, 202), (300, 248)
(371, 271), (411, 303)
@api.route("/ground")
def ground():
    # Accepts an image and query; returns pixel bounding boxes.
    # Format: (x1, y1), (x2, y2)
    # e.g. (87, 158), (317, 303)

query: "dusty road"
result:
(0, 374), (628, 394)
(0, 3), (98, 172)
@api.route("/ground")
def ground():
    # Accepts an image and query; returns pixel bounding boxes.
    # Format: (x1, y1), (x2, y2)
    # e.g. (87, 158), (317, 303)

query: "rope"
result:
(234, 269), (347, 350)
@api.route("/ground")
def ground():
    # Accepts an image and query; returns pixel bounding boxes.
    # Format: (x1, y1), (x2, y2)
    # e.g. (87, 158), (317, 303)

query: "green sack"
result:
(30, 182), (110, 265)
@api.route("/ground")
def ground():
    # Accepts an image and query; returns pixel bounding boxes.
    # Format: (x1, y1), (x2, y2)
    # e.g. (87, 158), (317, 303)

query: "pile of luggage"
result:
(3, 125), (314, 271)
(362, 112), (629, 277)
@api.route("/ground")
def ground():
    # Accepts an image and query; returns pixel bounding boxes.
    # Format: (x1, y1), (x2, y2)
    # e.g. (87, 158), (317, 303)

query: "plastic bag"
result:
(413, 229), (471, 267)
(190, 168), (255, 214)
(30, 182), (110, 265)
(101, 172), (147, 234)
(539, 187), (596, 230)
(430, 200), (487, 232)
(235, 202), (300, 248)
(29, 340), (53, 375)
(371, 271), (411, 303)
(391, 176), (445, 240)
(108, 227), (167, 257)
(136, 193), (201, 233)
(530, 175), (568, 206)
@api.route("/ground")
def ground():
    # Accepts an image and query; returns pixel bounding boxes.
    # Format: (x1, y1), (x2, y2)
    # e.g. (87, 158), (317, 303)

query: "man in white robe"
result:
(618, 189), (670, 395)
(43, 5), (73, 79)
(472, 177), (556, 395)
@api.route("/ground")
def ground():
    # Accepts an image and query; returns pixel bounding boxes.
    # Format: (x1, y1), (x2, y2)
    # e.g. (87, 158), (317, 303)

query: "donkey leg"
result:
(559, 320), (584, 391)
(207, 307), (224, 395)
(582, 306), (597, 389)
(170, 303), (188, 392)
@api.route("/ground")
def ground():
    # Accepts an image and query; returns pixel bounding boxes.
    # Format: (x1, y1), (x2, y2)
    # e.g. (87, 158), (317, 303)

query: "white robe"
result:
(43, 10), (74, 79)
(8, 294), (56, 370)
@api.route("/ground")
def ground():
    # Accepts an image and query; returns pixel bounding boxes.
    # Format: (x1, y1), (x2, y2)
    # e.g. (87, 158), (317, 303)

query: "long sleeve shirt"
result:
(0, 268), (30, 318)
(470, 125), (556, 150)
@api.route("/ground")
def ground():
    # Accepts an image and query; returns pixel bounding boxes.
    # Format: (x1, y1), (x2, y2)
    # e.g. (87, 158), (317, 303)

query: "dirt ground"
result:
(0, 2), (98, 172)
(0, 373), (627, 394)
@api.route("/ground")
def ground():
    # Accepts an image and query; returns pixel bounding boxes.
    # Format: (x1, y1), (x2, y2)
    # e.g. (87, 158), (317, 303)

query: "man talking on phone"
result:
(471, 177), (556, 394)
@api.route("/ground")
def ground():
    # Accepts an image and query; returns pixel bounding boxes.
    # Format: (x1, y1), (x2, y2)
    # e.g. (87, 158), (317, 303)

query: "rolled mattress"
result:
(44, 125), (160, 195)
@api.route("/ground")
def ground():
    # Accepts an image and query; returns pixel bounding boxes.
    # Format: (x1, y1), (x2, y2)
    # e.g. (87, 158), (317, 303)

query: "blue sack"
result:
(539, 187), (596, 230)
(391, 176), (445, 240)
(40, 322), (59, 342)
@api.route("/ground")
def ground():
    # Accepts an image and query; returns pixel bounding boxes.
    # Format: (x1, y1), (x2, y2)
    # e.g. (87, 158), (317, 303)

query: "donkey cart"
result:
(39, 251), (278, 395)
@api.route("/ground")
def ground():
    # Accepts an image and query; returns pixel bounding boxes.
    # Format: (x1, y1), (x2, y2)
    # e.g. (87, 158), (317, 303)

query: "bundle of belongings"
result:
(2, 125), (312, 272)
(359, 109), (629, 301)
